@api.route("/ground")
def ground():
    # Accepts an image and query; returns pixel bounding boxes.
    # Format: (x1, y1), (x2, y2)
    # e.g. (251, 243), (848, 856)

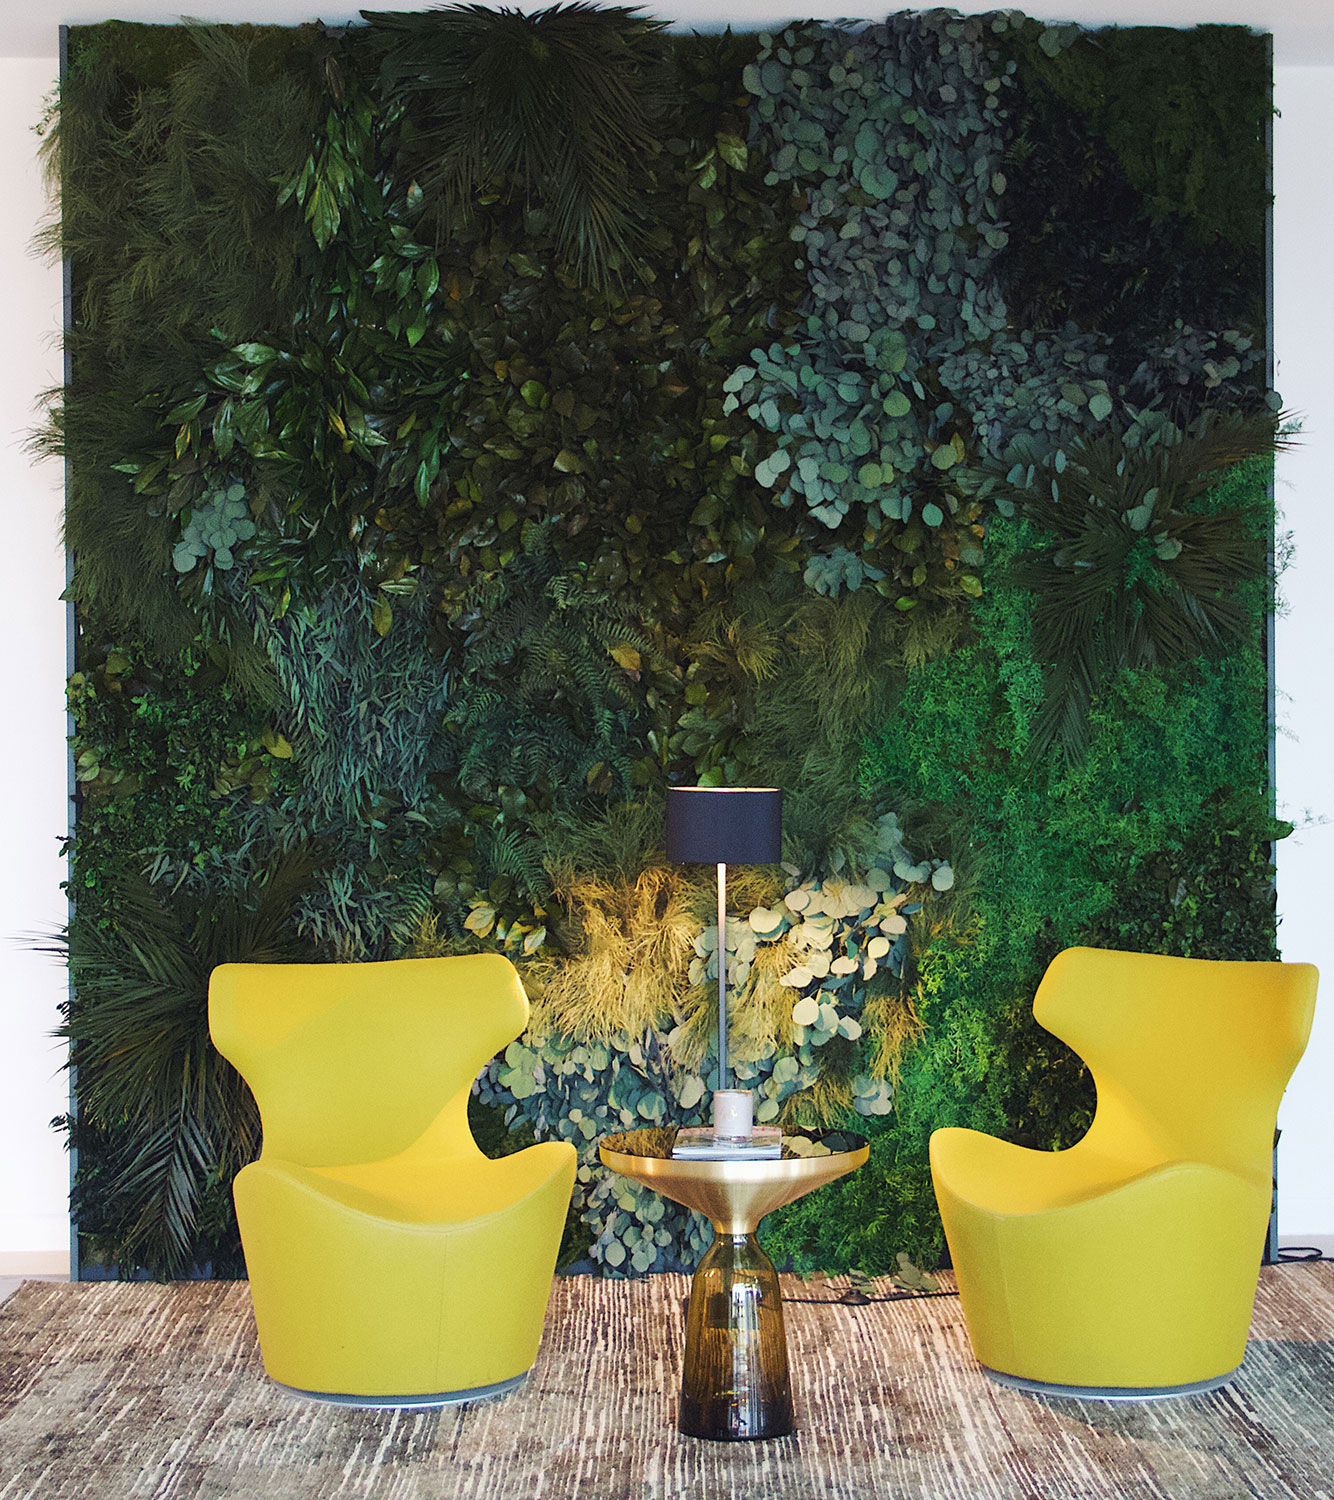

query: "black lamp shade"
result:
(665, 786), (782, 866)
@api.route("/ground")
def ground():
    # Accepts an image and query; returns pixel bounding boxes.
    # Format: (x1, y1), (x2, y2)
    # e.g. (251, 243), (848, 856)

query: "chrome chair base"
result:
(985, 1365), (1239, 1402)
(276, 1372), (527, 1409)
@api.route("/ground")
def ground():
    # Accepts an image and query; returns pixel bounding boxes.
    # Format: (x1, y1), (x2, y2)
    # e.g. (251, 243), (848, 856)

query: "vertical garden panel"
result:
(46, 9), (1278, 1278)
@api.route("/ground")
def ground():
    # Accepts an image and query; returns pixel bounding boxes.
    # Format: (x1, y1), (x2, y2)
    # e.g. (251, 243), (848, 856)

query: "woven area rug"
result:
(3, 1266), (1334, 1500)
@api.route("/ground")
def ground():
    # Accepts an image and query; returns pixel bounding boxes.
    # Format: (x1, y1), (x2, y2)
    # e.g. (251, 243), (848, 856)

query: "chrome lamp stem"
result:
(717, 861), (727, 1094)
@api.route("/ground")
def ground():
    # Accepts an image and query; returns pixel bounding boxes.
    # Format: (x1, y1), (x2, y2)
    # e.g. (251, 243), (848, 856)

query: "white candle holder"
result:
(712, 1089), (754, 1137)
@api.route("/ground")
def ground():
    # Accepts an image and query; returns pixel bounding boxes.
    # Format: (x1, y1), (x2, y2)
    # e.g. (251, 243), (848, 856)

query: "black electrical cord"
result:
(785, 1286), (959, 1306)
(680, 1284), (958, 1322)
(779, 1248), (1331, 1310)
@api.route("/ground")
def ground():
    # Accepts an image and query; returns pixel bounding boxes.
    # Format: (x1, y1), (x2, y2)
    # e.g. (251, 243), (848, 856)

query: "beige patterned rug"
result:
(2, 1266), (1333, 1499)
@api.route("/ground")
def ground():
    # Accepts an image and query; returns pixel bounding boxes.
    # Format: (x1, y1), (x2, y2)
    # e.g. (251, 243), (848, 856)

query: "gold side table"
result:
(599, 1126), (868, 1442)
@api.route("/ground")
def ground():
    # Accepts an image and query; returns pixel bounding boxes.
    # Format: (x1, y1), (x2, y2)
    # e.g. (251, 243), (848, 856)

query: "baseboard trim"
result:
(0, 1251), (71, 1277)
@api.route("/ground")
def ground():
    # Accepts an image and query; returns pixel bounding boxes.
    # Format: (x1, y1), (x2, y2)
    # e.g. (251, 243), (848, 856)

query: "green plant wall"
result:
(46, 6), (1281, 1279)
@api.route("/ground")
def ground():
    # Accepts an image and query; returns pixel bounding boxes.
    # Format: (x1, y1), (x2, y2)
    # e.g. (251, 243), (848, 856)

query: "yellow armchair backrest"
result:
(209, 953), (527, 1168)
(1035, 947), (1317, 1183)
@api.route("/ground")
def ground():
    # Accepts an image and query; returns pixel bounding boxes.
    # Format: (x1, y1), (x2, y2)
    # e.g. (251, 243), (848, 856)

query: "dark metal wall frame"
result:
(60, 21), (79, 1285)
(1263, 29), (1281, 1268)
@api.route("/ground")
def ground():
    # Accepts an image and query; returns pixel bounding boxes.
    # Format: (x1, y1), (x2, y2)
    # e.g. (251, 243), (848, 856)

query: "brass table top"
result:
(599, 1127), (869, 1236)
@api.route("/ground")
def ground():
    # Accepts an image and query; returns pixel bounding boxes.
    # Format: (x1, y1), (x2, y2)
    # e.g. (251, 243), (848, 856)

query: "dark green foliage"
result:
(996, 88), (1261, 372)
(49, 8), (1278, 1276)
(1093, 803), (1283, 962)
(1007, 23), (1271, 252)
(354, 37), (803, 619)
(368, 3), (667, 288)
(45, 25), (322, 680)
(996, 25), (1269, 375)
(54, 24), (321, 380)
(55, 851), (316, 1277)
(66, 636), (296, 891)
(1001, 418), (1279, 765)
(441, 527), (652, 809)
(256, 575), (452, 824)
(670, 583), (920, 862)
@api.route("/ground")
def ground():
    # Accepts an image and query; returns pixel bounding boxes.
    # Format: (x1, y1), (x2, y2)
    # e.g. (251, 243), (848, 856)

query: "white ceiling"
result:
(3, 0), (1333, 64)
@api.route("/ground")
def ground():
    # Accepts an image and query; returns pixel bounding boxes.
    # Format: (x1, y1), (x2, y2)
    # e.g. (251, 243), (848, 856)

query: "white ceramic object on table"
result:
(712, 1089), (754, 1137)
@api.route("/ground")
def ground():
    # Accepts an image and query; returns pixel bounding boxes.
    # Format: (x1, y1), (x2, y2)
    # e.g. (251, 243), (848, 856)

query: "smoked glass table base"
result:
(599, 1127), (868, 1442)
(679, 1229), (793, 1440)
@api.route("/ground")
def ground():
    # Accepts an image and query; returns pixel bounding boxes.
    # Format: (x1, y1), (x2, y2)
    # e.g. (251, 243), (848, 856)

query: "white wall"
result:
(0, 27), (1329, 1273)
(0, 53), (71, 1275)
(4, 1), (1334, 65)
(1272, 66), (1334, 1244)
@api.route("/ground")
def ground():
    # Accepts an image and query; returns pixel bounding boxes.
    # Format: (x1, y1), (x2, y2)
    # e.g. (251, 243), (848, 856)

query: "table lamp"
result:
(666, 785), (782, 1136)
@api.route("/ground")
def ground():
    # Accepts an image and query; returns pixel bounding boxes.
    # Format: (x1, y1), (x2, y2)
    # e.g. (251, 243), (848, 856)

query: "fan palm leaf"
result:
(366, 3), (666, 288)
(1000, 410), (1283, 766)
(54, 849), (316, 1274)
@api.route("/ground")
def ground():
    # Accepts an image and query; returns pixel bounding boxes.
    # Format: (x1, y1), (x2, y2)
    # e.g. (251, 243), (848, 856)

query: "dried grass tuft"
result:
(863, 987), (926, 1082)
(529, 863), (697, 1040)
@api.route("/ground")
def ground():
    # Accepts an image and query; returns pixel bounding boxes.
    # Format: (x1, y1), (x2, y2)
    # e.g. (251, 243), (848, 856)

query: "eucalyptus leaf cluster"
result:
(1125, 323), (1267, 409)
(172, 480), (255, 576)
(476, 1029), (712, 1273)
(728, 12), (1016, 609)
(475, 810), (946, 1269)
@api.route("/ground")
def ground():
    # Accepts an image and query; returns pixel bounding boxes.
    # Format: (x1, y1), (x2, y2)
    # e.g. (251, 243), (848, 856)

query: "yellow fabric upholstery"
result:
(930, 947), (1318, 1390)
(209, 954), (576, 1399)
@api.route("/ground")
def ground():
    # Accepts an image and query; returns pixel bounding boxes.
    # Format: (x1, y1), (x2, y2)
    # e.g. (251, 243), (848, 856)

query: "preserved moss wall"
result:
(49, 7), (1279, 1277)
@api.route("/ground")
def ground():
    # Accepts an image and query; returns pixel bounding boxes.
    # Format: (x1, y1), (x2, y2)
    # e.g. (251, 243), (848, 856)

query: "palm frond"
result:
(55, 849), (316, 1275)
(997, 410), (1280, 766)
(366, 3), (666, 287)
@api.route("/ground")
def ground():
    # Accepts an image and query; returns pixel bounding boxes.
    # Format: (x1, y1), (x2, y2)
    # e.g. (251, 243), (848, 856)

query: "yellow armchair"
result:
(208, 953), (576, 1405)
(930, 947), (1317, 1396)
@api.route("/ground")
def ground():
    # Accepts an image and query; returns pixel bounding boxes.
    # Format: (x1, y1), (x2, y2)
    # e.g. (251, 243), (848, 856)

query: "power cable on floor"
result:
(785, 1286), (959, 1307)
(779, 1249), (1330, 1310)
